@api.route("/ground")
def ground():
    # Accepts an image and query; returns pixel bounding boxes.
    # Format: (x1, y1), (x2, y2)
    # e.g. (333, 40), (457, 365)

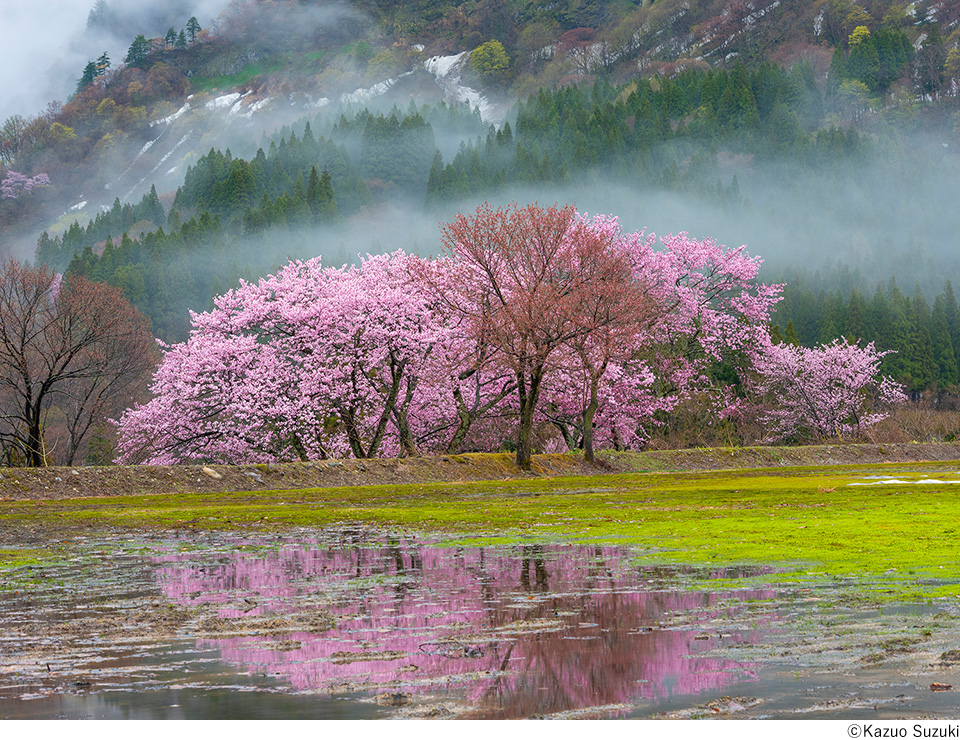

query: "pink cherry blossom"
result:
(0, 170), (50, 199)
(114, 206), (906, 464)
(749, 336), (907, 442)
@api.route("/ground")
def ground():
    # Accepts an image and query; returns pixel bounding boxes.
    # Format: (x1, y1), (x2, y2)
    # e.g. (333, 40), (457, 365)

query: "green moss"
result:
(0, 547), (48, 569)
(4, 461), (960, 599)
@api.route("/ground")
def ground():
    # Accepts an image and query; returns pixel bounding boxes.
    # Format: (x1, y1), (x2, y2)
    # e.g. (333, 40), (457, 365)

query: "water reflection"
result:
(156, 537), (773, 718)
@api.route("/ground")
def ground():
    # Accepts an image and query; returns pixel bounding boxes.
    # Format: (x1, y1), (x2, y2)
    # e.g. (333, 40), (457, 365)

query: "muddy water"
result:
(2, 530), (960, 719)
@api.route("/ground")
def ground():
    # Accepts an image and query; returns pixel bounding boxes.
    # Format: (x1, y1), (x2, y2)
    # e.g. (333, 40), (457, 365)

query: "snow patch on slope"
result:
(152, 99), (192, 127)
(207, 92), (244, 110)
(422, 53), (494, 121)
(340, 72), (414, 106)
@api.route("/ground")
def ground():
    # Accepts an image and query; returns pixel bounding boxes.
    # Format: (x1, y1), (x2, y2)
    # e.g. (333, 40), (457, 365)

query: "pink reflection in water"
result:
(155, 538), (772, 718)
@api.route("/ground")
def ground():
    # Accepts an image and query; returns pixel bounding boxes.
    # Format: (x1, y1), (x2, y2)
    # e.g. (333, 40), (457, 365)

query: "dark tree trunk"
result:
(445, 391), (473, 454)
(582, 399), (598, 462)
(552, 420), (577, 451)
(582, 373), (602, 463)
(400, 375), (421, 457)
(25, 394), (45, 467)
(340, 408), (367, 459)
(515, 367), (543, 470)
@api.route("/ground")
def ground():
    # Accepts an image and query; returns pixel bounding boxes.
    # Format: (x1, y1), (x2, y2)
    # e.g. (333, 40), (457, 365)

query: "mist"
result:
(218, 139), (960, 301)
(9, 0), (960, 311)
(34, 83), (960, 351)
(316, 156), (960, 294)
(105, 108), (960, 311)
(0, 0), (230, 124)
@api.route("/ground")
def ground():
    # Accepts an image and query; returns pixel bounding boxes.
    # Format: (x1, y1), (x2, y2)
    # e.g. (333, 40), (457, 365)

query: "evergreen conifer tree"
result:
(125, 35), (150, 69)
(186, 17), (201, 44)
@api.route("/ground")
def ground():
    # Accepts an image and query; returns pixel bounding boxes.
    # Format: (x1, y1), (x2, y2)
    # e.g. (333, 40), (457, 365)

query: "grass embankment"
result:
(2, 455), (960, 599)
(189, 60), (287, 93)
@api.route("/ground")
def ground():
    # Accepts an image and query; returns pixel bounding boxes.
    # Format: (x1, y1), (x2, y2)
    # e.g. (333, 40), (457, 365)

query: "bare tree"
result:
(0, 261), (156, 466)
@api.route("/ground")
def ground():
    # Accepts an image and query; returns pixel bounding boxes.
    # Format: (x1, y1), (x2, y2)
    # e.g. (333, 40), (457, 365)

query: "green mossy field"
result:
(2, 447), (960, 600)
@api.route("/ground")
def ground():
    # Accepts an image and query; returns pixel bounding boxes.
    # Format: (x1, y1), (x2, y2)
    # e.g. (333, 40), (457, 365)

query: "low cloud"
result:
(0, 0), (230, 124)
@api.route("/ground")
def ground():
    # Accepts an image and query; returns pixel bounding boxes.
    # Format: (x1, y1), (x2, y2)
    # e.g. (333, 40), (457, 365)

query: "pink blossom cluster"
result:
(114, 209), (902, 464)
(750, 336), (907, 442)
(0, 170), (50, 199)
(532, 226), (788, 449)
(116, 251), (447, 463)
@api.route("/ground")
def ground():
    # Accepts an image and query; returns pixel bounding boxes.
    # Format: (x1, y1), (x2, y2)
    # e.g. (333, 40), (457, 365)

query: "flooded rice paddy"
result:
(3, 530), (960, 719)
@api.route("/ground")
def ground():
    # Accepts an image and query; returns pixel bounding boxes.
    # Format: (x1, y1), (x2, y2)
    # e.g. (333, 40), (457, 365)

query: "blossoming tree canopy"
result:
(113, 204), (905, 466)
(750, 336), (907, 442)
(0, 171), (50, 199)
(116, 252), (444, 464)
(426, 203), (665, 467)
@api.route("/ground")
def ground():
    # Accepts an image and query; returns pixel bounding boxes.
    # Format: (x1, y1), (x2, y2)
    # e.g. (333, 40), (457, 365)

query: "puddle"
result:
(848, 473), (960, 486)
(0, 641), (384, 719)
(155, 536), (772, 718)
(2, 530), (960, 719)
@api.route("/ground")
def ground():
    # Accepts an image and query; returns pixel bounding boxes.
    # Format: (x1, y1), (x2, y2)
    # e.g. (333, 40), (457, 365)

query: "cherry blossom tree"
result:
(117, 207), (790, 466)
(537, 216), (659, 461)
(750, 336), (907, 442)
(426, 203), (657, 469)
(116, 252), (446, 464)
(538, 229), (783, 455)
(0, 171), (50, 199)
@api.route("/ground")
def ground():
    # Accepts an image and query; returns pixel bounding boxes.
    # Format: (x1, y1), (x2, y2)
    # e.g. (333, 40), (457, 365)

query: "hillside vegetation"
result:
(3, 0), (960, 463)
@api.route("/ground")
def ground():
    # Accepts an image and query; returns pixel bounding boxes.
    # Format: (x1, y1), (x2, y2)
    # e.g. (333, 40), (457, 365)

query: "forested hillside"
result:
(3, 0), (960, 462)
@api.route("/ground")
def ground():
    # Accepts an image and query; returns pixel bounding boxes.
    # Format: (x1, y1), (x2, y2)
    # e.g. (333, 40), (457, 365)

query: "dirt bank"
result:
(0, 442), (957, 501)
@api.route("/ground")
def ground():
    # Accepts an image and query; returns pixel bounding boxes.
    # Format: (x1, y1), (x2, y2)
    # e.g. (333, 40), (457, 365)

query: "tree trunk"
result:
(365, 356), (406, 457)
(393, 376), (420, 457)
(552, 421), (577, 451)
(515, 367), (543, 470)
(582, 399), (598, 462)
(394, 404), (420, 458)
(340, 408), (367, 459)
(445, 388), (473, 454)
(26, 399), (45, 467)
(582, 374), (602, 462)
